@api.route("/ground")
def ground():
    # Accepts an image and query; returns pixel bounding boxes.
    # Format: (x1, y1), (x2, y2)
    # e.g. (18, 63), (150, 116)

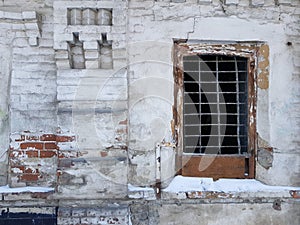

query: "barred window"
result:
(183, 55), (248, 155)
(174, 42), (258, 179)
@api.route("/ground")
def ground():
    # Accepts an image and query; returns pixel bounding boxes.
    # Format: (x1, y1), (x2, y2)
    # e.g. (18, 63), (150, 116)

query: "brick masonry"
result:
(9, 132), (77, 187)
(0, 0), (300, 224)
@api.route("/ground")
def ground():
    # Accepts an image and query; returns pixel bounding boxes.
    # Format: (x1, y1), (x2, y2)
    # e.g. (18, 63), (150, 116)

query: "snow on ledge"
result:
(0, 185), (54, 194)
(163, 176), (300, 193)
(128, 184), (154, 192)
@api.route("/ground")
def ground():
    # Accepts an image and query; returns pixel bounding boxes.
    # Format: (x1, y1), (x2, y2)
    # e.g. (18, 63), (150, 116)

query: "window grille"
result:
(183, 55), (248, 155)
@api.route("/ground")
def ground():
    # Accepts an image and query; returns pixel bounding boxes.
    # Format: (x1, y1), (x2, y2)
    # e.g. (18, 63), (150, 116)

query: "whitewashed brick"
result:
(11, 23), (24, 30)
(251, 0), (265, 6)
(22, 11), (37, 20)
(113, 49), (127, 59)
(278, 0), (292, 4)
(39, 38), (54, 47)
(4, 11), (22, 20)
(225, 0), (239, 5)
(172, 0), (186, 2)
(129, 9), (153, 17)
(56, 59), (71, 69)
(55, 50), (69, 60)
(112, 25), (126, 34)
(28, 37), (38, 46)
(83, 41), (99, 50)
(24, 22), (39, 30)
(198, 0), (212, 4)
(129, 1), (154, 9)
(54, 41), (68, 50)
(85, 60), (99, 69)
(12, 38), (28, 47)
(113, 58), (126, 69)
(84, 50), (99, 59)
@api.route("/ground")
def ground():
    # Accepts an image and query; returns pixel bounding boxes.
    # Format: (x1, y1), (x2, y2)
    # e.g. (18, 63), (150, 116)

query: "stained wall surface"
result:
(0, 0), (299, 224)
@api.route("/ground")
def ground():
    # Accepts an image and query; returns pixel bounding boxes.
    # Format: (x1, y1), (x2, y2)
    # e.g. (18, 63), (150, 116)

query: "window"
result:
(173, 41), (258, 179)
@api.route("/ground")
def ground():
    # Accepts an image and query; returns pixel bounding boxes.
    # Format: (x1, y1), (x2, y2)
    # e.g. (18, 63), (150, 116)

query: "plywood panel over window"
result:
(173, 41), (260, 179)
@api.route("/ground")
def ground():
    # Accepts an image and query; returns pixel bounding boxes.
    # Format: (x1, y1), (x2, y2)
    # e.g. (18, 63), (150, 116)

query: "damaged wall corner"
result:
(257, 135), (274, 170)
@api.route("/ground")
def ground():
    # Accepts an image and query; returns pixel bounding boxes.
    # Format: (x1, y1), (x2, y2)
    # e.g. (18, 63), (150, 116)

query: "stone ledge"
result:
(128, 184), (156, 200)
(0, 11), (37, 20)
(161, 176), (300, 200)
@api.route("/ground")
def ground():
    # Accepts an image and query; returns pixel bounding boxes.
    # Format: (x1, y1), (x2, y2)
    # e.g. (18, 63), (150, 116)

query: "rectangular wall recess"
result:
(67, 8), (113, 25)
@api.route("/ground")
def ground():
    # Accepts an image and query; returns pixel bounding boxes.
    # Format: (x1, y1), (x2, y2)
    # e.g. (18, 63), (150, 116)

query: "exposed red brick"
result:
(40, 134), (56, 141)
(40, 150), (57, 158)
(10, 150), (39, 158)
(290, 190), (300, 199)
(44, 142), (57, 150)
(25, 150), (39, 158)
(19, 173), (40, 182)
(56, 135), (75, 142)
(57, 170), (63, 176)
(100, 151), (108, 157)
(20, 142), (43, 150)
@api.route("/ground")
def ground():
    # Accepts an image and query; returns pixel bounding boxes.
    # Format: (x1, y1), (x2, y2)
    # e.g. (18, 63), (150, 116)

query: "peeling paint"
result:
(257, 44), (270, 89)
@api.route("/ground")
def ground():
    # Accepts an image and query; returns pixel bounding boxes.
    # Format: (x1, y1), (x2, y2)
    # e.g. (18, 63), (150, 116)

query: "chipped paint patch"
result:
(257, 44), (270, 89)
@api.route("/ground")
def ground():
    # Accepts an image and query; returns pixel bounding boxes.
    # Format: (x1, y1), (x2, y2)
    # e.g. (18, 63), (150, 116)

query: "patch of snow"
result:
(163, 176), (300, 193)
(128, 184), (154, 192)
(0, 185), (54, 193)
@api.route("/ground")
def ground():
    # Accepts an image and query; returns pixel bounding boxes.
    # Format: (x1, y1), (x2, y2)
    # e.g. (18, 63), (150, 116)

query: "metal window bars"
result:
(183, 55), (248, 155)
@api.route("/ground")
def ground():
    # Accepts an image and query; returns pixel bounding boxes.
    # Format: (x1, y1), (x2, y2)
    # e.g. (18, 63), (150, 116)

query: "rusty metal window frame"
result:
(173, 40), (261, 179)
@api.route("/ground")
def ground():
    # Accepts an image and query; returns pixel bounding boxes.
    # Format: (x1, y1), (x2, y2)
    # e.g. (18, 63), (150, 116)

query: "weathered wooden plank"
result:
(182, 155), (247, 179)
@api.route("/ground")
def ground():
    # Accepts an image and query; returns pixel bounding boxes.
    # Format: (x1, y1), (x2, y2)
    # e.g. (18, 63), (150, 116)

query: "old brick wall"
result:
(0, 0), (299, 225)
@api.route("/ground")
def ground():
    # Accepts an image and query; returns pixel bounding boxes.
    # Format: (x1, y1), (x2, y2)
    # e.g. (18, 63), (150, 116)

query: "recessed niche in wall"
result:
(68, 32), (85, 69)
(67, 8), (112, 25)
(98, 33), (113, 69)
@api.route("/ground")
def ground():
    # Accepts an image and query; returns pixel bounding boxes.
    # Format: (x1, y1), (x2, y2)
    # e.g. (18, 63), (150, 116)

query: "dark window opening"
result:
(183, 55), (248, 155)
(0, 211), (57, 225)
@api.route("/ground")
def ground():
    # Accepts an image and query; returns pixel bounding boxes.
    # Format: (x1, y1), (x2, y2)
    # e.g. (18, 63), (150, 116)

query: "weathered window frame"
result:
(172, 40), (262, 179)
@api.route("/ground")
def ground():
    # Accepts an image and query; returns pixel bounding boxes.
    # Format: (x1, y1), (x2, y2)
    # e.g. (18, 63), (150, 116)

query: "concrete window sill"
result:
(0, 185), (55, 203)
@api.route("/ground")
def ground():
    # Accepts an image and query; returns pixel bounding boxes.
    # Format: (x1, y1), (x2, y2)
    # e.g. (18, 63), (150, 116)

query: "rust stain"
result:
(257, 44), (270, 89)
(31, 191), (54, 199)
(118, 119), (127, 125)
(257, 71), (269, 90)
(258, 135), (273, 152)
(259, 44), (270, 57)
(290, 190), (300, 199)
